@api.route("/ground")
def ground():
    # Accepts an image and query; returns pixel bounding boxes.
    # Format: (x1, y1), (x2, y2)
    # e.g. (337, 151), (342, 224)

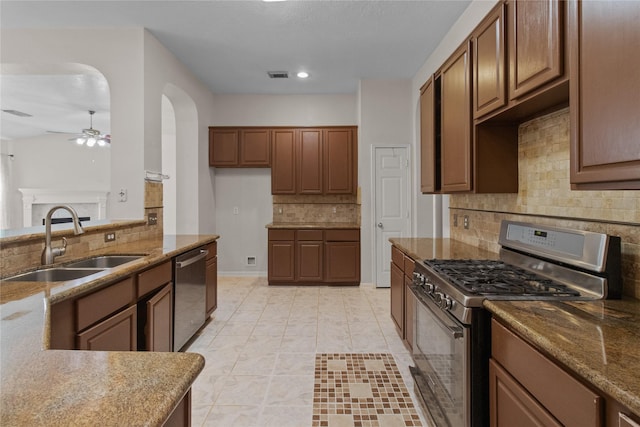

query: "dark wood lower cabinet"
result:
(490, 359), (561, 427)
(390, 262), (404, 333)
(268, 228), (360, 285)
(145, 283), (173, 352)
(77, 305), (137, 351)
(163, 390), (192, 427)
(206, 253), (218, 316)
(403, 277), (414, 350)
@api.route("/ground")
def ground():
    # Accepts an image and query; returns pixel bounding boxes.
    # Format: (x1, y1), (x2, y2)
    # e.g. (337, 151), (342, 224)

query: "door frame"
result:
(370, 144), (413, 287)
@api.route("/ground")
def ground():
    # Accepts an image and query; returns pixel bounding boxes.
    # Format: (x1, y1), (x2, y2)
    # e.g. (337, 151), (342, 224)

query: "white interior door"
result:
(373, 146), (411, 288)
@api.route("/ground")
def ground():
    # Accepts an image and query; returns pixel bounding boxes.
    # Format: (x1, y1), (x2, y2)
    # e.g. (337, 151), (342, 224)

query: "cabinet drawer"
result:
(491, 319), (603, 427)
(137, 261), (172, 298)
(269, 229), (295, 241)
(403, 255), (415, 277)
(297, 230), (323, 241)
(324, 229), (359, 242)
(391, 246), (404, 268)
(76, 277), (135, 331)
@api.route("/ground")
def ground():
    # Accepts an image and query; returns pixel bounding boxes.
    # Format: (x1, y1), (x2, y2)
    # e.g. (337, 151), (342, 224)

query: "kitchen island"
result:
(0, 234), (218, 426)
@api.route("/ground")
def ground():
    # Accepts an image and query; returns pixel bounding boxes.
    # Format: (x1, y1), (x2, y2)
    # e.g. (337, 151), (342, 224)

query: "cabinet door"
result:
(324, 128), (355, 194)
(390, 262), (404, 334)
(474, 3), (506, 118)
(569, 0), (640, 189)
(508, 0), (563, 100)
(268, 240), (295, 282)
(296, 240), (323, 282)
(420, 77), (439, 193)
(164, 390), (192, 427)
(404, 276), (414, 350)
(324, 241), (360, 283)
(209, 129), (239, 167)
(490, 359), (562, 427)
(271, 129), (297, 194)
(298, 129), (323, 194)
(440, 41), (472, 192)
(205, 255), (217, 316)
(77, 305), (137, 351)
(146, 283), (173, 352)
(240, 129), (270, 167)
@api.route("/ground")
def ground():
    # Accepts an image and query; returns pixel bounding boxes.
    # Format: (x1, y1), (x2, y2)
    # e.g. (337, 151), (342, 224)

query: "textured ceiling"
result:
(0, 0), (471, 139)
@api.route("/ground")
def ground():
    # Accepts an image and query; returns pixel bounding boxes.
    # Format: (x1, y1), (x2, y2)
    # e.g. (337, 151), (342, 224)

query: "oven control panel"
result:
(498, 220), (610, 272)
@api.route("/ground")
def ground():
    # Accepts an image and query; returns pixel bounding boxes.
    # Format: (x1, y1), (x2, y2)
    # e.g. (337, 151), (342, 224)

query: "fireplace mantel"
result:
(19, 188), (109, 227)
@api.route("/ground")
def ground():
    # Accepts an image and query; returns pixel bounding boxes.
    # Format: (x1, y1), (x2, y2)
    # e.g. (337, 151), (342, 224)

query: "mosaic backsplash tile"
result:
(450, 108), (640, 299)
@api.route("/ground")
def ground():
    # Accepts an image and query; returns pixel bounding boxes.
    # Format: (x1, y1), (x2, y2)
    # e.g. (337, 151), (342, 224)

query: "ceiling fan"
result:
(48, 110), (111, 147)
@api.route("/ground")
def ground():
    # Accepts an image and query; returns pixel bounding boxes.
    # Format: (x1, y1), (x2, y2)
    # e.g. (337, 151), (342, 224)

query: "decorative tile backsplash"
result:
(273, 194), (360, 224)
(450, 108), (640, 299)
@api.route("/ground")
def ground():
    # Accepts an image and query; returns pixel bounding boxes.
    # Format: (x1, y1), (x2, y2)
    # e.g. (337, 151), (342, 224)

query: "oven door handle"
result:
(411, 285), (465, 339)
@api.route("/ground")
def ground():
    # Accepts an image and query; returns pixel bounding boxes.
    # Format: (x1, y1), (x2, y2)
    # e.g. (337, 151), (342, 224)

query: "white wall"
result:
(211, 94), (357, 274)
(410, 0), (500, 238)
(1, 28), (217, 233)
(357, 79), (413, 283)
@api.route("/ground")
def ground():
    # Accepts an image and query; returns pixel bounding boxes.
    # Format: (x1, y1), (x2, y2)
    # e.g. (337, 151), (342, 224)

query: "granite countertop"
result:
(389, 237), (498, 261)
(485, 299), (640, 417)
(0, 234), (218, 426)
(267, 222), (360, 229)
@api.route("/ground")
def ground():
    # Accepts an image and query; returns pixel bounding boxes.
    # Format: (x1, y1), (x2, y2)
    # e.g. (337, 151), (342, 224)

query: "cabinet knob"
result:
(377, 222), (383, 228)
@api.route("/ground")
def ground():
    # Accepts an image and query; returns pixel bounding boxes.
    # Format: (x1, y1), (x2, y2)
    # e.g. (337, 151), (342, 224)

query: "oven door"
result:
(410, 287), (469, 427)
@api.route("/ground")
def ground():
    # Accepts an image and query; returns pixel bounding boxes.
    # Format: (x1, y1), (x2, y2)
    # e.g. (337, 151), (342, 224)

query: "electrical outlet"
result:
(277, 207), (283, 214)
(453, 214), (458, 227)
(118, 188), (127, 202)
(147, 212), (158, 226)
(332, 206), (337, 214)
(104, 232), (116, 242)
(463, 215), (470, 229)
(233, 207), (239, 215)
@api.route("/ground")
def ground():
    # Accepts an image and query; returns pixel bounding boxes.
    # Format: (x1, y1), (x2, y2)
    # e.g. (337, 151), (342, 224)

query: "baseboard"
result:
(217, 271), (267, 277)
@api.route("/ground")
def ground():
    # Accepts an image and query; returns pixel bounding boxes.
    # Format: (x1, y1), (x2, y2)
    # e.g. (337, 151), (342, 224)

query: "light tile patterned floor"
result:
(186, 277), (426, 427)
(313, 353), (422, 427)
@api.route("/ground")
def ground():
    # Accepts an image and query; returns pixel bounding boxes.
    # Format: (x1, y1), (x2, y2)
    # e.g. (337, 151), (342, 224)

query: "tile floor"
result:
(186, 277), (427, 427)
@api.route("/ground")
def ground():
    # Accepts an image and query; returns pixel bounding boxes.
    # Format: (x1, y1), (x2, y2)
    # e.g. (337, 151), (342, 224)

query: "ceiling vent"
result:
(267, 71), (289, 79)
(2, 109), (32, 117)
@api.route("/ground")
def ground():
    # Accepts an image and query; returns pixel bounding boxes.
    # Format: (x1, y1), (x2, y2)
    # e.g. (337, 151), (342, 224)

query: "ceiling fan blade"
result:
(47, 130), (77, 134)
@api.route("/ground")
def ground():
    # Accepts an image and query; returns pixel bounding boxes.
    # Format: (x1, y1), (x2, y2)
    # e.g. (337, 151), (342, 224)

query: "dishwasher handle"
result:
(175, 249), (209, 269)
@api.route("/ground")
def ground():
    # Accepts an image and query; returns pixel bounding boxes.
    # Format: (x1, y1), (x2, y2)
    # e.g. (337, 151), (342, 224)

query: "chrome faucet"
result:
(41, 205), (85, 265)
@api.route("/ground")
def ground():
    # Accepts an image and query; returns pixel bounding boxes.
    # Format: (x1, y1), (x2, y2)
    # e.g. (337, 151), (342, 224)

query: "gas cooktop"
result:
(423, 259), (581, 297)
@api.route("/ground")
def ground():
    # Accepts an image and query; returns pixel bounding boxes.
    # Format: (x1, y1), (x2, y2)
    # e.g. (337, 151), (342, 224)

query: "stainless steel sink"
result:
(64, 255), (143, 269)
(4, 268), (105, 282)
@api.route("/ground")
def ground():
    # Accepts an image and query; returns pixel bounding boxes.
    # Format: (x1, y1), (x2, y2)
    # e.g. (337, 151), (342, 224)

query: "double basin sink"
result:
(4, 255), (144, 282)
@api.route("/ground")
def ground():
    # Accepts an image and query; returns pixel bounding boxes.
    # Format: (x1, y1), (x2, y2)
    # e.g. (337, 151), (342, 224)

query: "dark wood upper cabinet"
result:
(324, 128), (356, 195)
(569, 0), (640, 190)
(209, 127), (270, 167)
(473, 3), (506, 119)
(440, 41), (472, 193)
(508, 0), (563, 100)
(420, 77), (439, 194)
(271, 129), (297, 194)
(209, 129), (239, 166)
(298, 129), (323, 194)
(239, 129), (270, 166)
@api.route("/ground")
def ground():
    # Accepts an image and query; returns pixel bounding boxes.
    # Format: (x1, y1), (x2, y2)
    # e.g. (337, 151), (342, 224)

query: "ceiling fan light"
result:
(76, 137), (85, 145)
(97, 139), (107, 147)
(86, 137), (97, 147)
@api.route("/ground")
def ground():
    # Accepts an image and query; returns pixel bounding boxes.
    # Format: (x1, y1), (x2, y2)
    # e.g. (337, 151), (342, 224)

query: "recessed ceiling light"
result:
(297, 71), (309, 79)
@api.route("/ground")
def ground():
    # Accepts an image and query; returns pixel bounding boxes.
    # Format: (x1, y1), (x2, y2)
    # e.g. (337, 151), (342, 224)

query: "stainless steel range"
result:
(409, 220), (622, 427)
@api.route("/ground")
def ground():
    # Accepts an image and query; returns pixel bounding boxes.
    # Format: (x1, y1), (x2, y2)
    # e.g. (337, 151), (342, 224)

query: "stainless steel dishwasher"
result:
(173, 246), (208, 351)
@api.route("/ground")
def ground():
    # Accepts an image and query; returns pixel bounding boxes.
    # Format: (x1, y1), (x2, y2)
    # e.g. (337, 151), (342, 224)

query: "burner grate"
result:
(424, 259), (580, 297)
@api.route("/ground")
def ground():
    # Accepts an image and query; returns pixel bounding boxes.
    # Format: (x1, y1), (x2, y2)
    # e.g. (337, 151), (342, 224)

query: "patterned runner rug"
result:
(312, 353), (422, 427)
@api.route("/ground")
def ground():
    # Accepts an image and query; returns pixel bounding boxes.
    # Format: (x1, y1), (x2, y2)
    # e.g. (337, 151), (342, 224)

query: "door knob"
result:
(377, 222), (383, 228)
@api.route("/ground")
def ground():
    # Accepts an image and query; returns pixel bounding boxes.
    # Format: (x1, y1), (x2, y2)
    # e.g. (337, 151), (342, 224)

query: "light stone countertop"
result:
(388, 237), (498, 262)
(266, 222), (360, 229)
(0, 234), (218, 426)
(485, 299), (640, 417)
